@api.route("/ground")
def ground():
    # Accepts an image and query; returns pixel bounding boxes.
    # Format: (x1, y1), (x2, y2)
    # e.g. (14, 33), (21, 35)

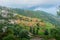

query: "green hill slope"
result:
(12, 9), (60, 27)
(0, 6), (60, 40)
(0, 6), (60, 27)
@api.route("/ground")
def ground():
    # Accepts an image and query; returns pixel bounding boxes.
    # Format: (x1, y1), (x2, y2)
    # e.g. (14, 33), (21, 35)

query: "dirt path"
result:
(30, 36), (43, 40)
(30, 36), (56, 40)
(30, 38), (42, 40)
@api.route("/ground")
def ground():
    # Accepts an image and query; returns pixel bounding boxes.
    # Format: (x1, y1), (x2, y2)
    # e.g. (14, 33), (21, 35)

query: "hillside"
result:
(12, 8), (60, 27)
(0, 7), (54, 28)
(0, 6), (55, 35)
(0, 6), (60, 40)
(0, 6), (60, 27)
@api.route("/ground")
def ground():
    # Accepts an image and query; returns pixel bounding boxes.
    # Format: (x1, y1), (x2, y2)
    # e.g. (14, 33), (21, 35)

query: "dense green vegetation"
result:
(0, 6), (60, 40)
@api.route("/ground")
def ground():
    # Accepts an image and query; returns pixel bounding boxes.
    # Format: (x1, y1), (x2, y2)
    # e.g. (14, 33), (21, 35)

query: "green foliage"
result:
(50, 28), (60, 40)
(57, 6), (60, 16)
(19, 29), (30, 39)
(0, 6), (60, 40)
(29, 27), (33, 33)
(57, 11), (60, 16)
(32, 27), (36, 35)
(36, 23), (40, 35)
(3, 34), (15, 40)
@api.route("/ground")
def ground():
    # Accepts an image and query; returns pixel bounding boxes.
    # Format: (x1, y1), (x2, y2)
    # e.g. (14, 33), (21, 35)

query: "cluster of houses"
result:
(0, 10), (18, 32)
(1, 10), (9, 18)
(0, 10), (18, 24)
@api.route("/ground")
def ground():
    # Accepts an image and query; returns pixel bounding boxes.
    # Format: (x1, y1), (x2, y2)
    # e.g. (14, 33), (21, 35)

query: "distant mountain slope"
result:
(0, 6), (60, 27)
(13, 9), (60, 27)
(0, 7), (54, 29)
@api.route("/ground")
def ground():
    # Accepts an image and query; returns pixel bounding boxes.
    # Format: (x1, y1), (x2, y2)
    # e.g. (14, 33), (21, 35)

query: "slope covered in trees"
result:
(12, 8), (60, 27)
(0, 6), (60, 27)
(0, 6), (60, 40)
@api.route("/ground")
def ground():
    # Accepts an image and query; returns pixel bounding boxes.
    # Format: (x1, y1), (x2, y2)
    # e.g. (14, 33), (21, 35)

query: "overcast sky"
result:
(0, 0), (60, 15)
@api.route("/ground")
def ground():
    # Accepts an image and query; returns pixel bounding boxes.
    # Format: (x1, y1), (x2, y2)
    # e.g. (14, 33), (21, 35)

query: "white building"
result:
(1, 10), (9, 17)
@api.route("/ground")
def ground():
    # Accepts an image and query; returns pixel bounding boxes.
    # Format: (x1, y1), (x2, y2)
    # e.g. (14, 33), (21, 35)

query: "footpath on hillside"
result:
(30, 35), (43, 40)
(30, 35), (56, 40)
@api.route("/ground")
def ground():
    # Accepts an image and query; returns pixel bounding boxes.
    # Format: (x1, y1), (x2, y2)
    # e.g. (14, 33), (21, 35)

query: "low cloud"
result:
(0, 0), (60, 15)
(0, 0), (60, 8)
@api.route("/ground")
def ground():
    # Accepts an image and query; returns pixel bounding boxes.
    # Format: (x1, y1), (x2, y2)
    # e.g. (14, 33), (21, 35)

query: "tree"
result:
(57, 6), (60, 16)
(36, 23), (40, 35)
(19, 29), (30, 40)
(44, 29), (49, 35)
(50, 28), (60, 40)
(32, 27), (36, 35)
(29, 26), (33, 33)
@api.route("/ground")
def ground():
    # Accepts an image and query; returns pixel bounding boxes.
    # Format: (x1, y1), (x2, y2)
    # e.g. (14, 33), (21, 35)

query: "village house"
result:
(1, 10), (9, 18)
